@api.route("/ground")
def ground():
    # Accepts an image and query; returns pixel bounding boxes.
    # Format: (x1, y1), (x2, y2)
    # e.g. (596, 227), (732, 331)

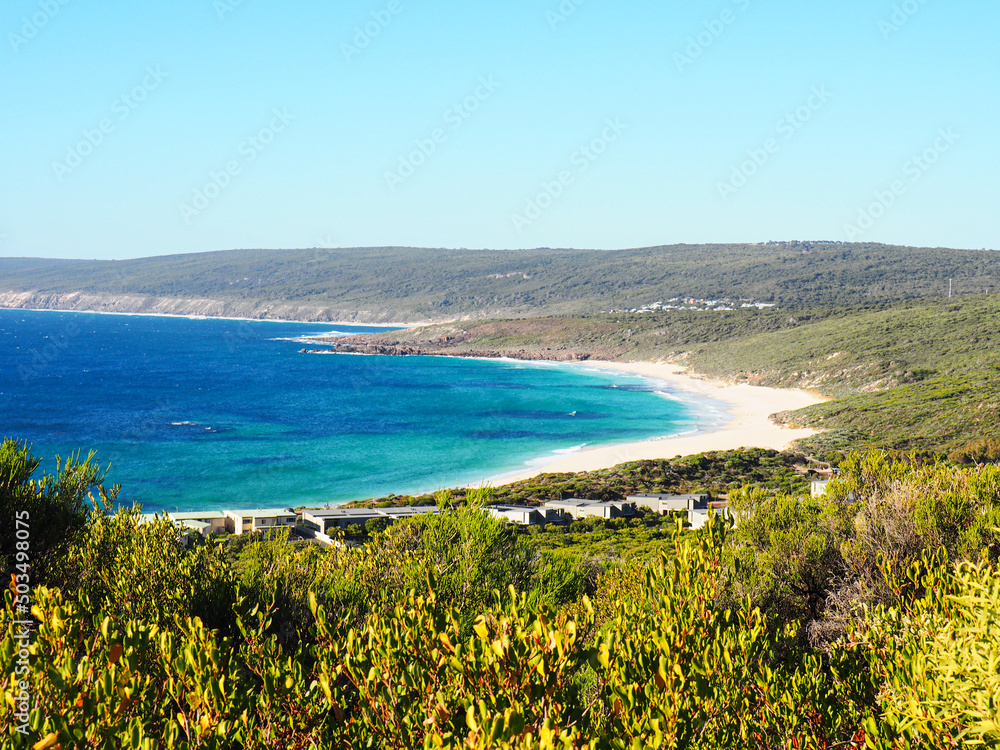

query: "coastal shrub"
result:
(363, 450), (809, 512)
(949, 437), (1000, 465)
(837, 459), (1000, 614)
(8, 447), (1000, 748)
(230, 530), (336, 646)
(334, 488), (535, 634)
(50, 507), (239, 637)
(854, 551), (1000, 748)
(587, 520), (873, 748)
(723, 486), (851, 630)
(0, 438), (107, 584)
(3, 515), (880, 749)
(227, 488), (538, 638)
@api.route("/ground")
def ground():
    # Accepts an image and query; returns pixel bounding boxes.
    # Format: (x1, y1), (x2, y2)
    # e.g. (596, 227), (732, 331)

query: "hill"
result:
(1, 241), (997, 322)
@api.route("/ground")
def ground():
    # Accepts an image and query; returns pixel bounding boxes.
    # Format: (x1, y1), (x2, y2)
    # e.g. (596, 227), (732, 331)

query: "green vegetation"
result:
(359, 449), (813, 510)
(2, 242), (997, 322)
(5, 442), (1000, 747)
(688, 297), (1000, 454)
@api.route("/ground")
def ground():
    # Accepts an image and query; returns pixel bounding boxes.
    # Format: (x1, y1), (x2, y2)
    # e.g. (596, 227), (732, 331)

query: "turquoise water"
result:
(0, 309), (712, 513)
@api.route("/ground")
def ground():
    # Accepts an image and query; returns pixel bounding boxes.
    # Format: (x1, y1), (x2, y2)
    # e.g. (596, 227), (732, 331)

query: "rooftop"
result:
(302, 508), (383, 518)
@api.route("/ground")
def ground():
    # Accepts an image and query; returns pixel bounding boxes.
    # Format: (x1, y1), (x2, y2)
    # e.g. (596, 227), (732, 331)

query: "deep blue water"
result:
(0, 309), (708, 512)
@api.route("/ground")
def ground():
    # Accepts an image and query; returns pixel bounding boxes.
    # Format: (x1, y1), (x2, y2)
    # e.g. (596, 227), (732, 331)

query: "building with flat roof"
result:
(488, 505), (562, 526)
(378, 506), (440, 520)
(224, 508), (297, 535)
(301, 508), (383, 534)
(626, 493), (728, 529)
(810, 480), (831, 497)
(168, 511), (227, 536)
(628, 493), (709, 515)
(544, 497), (636, 520)
(300, 505), (439, 534)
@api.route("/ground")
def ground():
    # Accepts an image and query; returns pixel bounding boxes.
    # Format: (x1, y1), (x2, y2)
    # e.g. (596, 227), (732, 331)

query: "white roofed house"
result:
(810, 480), (831, 497)
(298, 505), (440, 546)
(377, 506), (440, 521)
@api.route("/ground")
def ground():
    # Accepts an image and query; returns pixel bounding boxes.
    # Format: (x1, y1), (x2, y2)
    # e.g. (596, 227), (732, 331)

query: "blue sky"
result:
(1, 0), (996, 259)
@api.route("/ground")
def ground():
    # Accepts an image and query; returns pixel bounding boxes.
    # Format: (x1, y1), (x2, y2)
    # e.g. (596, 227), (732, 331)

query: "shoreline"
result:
(487, 360), (829, 485)
(8, 307), (829, 503)
(2, 305), (418, 329)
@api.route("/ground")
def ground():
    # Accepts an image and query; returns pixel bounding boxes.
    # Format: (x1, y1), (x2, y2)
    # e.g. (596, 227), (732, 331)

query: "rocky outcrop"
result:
(301, 342), (597, 362)
(0, 290), (418, 324)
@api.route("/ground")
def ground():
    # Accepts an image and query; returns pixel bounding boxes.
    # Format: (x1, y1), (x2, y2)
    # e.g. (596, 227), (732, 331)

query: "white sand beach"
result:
(496, 361), (829, 483)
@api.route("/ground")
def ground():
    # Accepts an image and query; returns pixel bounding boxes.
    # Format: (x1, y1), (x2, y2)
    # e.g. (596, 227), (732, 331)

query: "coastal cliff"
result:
(0, 290), (417, 324)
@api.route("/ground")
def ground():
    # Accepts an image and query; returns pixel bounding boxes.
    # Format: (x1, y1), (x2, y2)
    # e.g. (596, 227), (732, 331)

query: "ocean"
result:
(0, 309), (715, 513)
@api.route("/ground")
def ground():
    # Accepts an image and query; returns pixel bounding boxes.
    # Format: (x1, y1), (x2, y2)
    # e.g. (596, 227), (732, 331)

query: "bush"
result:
(0, 439), (108, 585)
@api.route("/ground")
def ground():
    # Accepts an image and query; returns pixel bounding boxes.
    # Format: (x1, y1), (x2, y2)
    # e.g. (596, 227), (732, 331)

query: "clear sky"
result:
(1, 0), (997, 259)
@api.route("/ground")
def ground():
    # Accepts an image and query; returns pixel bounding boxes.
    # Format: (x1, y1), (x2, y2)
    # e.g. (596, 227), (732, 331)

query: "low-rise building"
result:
(488, 505), (562, 526)
(627, 493), (728, 529)
(301, 508), (383, 534)
(300, 505), (439, 534)
(810, 480), (831, 497)
(168, 511), (228, 536)
(544, 497), (636, 520)
(628, 493), (709, 515)
(378, 506), (440, 521)
(224, 508), (297, 535)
